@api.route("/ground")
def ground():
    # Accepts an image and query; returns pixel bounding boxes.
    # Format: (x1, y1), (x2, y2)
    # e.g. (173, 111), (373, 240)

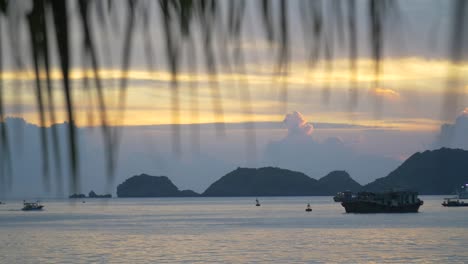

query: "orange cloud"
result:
(369, 87), (401, 101)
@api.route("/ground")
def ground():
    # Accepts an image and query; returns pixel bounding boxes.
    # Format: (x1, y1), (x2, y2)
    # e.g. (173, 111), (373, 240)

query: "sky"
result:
(0, 0), (467, 197)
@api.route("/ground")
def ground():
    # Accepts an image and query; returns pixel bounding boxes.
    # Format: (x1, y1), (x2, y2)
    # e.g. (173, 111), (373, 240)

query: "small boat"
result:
(442, 198), (468, 207)
(305, 203), (312, 212)
(22, 200), (44, 211)
(255, 198), (260, 206)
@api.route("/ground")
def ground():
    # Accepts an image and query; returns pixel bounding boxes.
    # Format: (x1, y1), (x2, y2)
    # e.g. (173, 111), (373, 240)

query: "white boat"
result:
(442, 197), (468, 207)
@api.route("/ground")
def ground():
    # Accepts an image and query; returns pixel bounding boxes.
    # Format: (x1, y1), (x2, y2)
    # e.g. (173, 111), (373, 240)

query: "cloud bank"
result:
(263, 111), (399, 184)
(433, 108), (468, 150)
(2, 113), (434, 198)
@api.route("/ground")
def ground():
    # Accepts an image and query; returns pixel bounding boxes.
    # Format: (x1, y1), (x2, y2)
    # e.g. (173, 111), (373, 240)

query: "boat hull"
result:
(342, 201), (422, 213)
(442, 204), (468, 207)
(442, 202), (468, 207)
(22, 206), (44, 211)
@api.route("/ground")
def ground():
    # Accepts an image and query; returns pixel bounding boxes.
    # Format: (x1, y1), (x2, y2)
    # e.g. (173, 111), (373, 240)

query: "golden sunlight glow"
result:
(1, 57), (467, 130)
(1, 57), (468, 89)
(369, 88), (401, 101)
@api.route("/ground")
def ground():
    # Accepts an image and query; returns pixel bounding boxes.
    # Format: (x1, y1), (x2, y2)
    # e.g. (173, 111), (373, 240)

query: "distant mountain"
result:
(202, 167), (319, 196)
(69, 193), (86, 199)
(363, 148), (468, 194)
(117, 174), (200, 197)
(318, 171), (362, 194)
(68, 191), (112, 198)
(202, 167), (320, 196)
(202, 167), (362, 196)
(88, 190), (112, 198)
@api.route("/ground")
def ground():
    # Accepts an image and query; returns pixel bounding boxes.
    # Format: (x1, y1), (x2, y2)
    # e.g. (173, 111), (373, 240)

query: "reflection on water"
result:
(0, 196), (467, 263)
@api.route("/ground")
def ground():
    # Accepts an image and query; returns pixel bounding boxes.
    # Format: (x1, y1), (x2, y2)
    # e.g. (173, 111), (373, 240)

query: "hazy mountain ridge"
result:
(3, 117), (466, 197)
(203, 167), (322, 196)
(363, 148), (468, 194)
(117, 148), (468, 197)
(318, 171), (362, 193)
(117, 167), (362, 197)
(202, 168), (362, 196)
(117, 174), (200, 197)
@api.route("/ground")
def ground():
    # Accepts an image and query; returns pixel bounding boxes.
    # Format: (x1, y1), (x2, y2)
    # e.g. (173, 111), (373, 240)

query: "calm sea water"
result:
(0, 196), (467, 263)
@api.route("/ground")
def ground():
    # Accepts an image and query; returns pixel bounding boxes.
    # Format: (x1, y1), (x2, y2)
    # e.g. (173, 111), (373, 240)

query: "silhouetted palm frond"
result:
(0, 0), (466, 194)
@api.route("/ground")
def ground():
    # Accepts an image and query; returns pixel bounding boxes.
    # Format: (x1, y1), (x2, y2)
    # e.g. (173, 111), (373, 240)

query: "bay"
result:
(0, 196), (467, 263)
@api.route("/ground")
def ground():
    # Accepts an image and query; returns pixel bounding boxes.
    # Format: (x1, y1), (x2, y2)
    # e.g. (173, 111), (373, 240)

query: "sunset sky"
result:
(1, 0), (466, 130)
(2, 57), (468, 130)
(1, 0), (468, 196)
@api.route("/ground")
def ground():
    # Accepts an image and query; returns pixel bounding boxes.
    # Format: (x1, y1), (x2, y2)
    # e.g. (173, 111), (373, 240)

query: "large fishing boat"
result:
(333, 190), (355, 202)
(340, 191), (423, 213)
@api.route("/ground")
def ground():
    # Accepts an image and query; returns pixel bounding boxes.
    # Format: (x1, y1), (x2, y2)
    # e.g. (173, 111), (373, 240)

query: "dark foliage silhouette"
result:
(0, 0), (465, 193)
